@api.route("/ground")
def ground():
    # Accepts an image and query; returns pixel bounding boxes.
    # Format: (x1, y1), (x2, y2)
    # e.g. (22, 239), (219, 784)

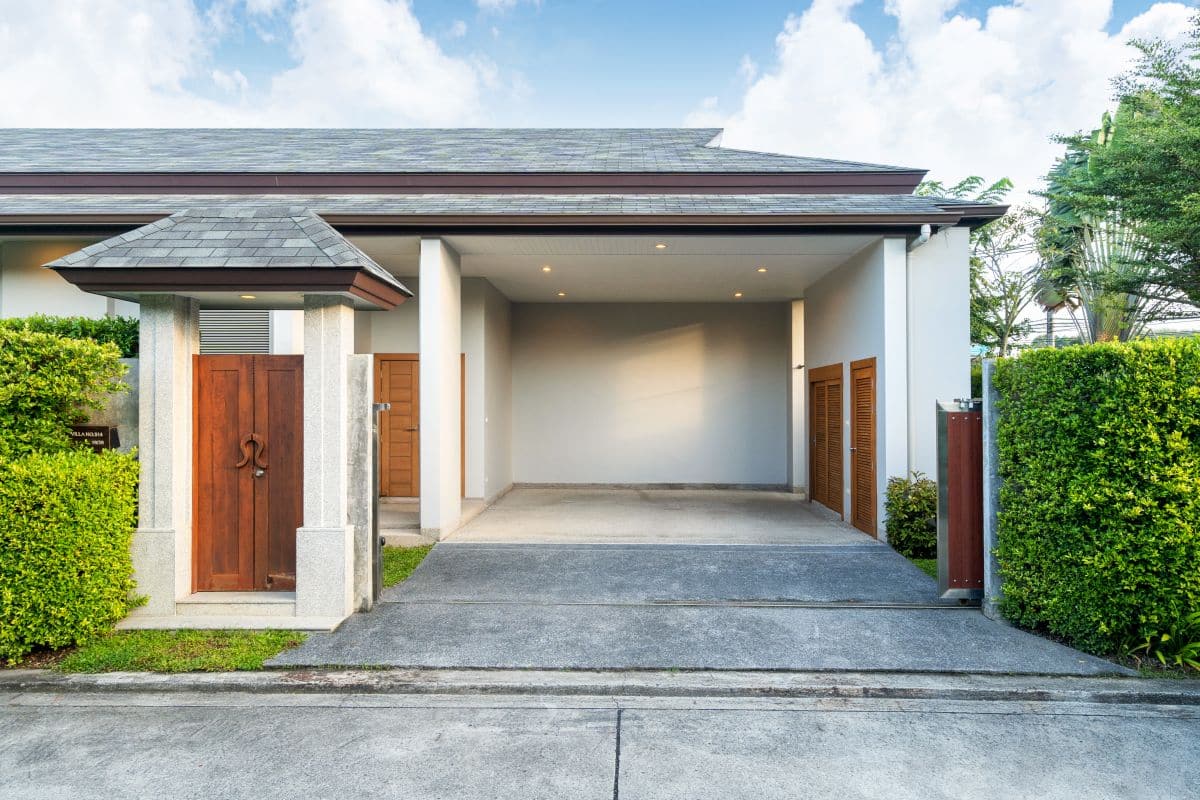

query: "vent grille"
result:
(199, 310), (271, 354)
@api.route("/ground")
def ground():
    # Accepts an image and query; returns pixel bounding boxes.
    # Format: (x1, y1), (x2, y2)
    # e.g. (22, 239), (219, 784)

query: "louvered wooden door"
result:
(808, 364), (843, 515)
(194, 355), (303, 591)
(850, 358), (877, 536)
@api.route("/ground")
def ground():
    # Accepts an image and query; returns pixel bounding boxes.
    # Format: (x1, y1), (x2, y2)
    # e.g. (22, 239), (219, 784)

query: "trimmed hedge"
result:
(885, 472), (938, 559)
(0, 314), (139, 358)
(993, 338), (1200, 655)
(0, 449), (140, 663)
(0, 327), (127, 459)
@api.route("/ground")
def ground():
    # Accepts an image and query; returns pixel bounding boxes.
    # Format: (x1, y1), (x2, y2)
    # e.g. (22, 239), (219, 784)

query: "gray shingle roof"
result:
(0, 129), (919, 174)
(2, 193), (967, 218)
(45, 206), (408, 291)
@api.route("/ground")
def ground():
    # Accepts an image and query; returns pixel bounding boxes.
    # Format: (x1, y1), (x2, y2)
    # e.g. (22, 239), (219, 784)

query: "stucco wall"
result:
(482, 281), (513, 501)
(804, 238), (908, 534)
(511, 302), (789, 485)
(0, 240), (138, 318)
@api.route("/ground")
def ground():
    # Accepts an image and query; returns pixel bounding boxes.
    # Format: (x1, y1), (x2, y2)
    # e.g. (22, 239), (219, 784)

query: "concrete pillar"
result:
(346, 354), (375, 611)
(419, 238), (463, 537)
(981, 358), (1004, 620)
(129, 294), (199, 616)
(295, 295), (355, 621)
(880, 237), (909, 535)
(789, 300), (807, 496)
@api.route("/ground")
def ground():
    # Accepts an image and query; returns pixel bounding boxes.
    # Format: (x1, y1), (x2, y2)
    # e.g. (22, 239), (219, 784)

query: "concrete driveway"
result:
(272, 489), (1127, 676)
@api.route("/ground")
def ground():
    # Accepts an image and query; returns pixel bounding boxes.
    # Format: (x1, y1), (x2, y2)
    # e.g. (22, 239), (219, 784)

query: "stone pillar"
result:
(295, 296), (355, 621)
(981, 358), (1004, 620)
(346, 354), (375, 611)
(129, 294), (199, 616)
(419, 238), (463, 537)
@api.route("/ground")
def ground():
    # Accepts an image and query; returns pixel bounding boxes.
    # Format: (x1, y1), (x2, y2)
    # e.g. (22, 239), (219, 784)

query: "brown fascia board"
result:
(0, 170), (927, 195)
(51, 266), (410, 311)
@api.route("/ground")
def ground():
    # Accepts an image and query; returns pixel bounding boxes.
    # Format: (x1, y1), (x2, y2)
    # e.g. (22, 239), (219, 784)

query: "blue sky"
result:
(0, 0), (1195, 195)
(196, 0), (1180, 127)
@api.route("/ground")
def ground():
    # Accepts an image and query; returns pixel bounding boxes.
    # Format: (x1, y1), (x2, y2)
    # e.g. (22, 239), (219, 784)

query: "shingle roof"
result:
(45, 206), (408, 292)
(2, 193), (971, 218)
(0, 129), (919, 174)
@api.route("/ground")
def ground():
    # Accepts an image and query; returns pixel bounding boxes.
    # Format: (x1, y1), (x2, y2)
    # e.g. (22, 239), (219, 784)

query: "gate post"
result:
(981, 358), (1004, 620)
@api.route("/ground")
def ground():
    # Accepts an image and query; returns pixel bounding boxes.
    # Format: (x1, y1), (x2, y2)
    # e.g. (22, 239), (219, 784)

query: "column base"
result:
(127, 527), (178, 616)
(295, 525), (355, 619)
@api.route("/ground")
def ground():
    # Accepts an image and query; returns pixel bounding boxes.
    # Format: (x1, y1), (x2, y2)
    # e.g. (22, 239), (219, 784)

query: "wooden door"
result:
(808, 363), (844, 516)
(194, 355), (303, 592)
(376, 355), (420, 497)
(850, 358), (877, 536)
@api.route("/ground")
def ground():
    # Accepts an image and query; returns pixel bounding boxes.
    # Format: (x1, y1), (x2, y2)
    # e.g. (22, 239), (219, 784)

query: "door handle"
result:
(251, 434), (267, 469)
(236, 433), (267, 470)
(236, 434), (254, 468)
(405, 426), (419, 432)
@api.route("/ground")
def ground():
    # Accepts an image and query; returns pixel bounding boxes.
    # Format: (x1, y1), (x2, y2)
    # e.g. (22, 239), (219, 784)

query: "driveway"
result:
(272, 489), (1127, 676)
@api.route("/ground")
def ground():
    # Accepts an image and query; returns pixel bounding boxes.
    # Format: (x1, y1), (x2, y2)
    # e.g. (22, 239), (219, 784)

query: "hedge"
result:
(993, 338), (1200, 655)
(0, 327), (127, 459)
(884, 472), (937, 559)
(0, 449), (140, 663)
(0, 314), (139, 358)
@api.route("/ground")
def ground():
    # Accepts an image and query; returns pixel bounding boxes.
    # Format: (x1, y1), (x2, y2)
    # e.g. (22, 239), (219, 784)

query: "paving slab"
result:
(385, 543), (946, 605)
(270, 603), (1128, 675)
(616, 706), (1200, 800)
(0, 703), (615, 800)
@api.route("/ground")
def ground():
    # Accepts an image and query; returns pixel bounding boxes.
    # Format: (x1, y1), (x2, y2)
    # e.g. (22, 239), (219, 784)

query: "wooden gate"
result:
(193, 355), (303, 592)
(849, 357), (877, 536)
(808, 363), (843, 515)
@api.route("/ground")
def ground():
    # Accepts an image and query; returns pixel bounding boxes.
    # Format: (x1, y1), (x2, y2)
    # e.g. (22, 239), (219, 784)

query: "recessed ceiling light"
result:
(541, 265), (553, 273)
(239, 294), (257, 300)
(734, 291), (744, 298)
(756, 267), (768, 273)
(654, 242), (668, 250)
(557, 291), (567, 297)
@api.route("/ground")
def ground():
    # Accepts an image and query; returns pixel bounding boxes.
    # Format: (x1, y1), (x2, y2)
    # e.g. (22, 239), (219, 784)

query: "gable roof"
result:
(0, 128), (920, 174)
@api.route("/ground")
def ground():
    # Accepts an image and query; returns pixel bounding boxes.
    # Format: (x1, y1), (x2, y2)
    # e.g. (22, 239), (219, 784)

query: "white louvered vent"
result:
(199, 310), (271, 354)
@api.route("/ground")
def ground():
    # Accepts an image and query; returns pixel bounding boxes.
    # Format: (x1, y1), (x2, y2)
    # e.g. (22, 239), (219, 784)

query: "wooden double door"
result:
(193, 355), (303, 591)
(809, 359), (877, 536)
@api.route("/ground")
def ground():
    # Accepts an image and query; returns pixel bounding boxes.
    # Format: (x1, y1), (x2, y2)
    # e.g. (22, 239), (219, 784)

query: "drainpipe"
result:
(907, 223), (932, 252)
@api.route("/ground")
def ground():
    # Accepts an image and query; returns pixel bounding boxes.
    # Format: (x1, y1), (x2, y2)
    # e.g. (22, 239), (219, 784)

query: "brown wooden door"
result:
(850, 358), (877, 536)
(376, 355), (420, 497)
(809, 363), (844, 516)
(194, 355), (303, 592)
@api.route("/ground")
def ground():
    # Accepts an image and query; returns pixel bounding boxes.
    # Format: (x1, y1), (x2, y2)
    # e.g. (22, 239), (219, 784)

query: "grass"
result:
(382, 544), (433, 588)
(911, 557), (938, 579)
(53, 630), (306, 673)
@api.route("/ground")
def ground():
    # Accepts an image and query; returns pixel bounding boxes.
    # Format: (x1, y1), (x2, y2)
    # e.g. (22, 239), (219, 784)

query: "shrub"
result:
(0, 449), (140, 664)
(885, 472), (938, 558)
(0, 314), (139, 357)
(993, 338), (1200, 656)
(970, 361), (983, 398)
(0, 327), (127, 459)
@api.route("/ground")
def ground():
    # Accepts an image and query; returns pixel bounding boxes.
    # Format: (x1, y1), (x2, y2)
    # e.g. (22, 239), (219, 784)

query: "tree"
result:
(971, 210), (1040, 356)
(1063, 14), (1200, 306)
(916, 176), (1021, 352)
(1038, 112), (1189, 343)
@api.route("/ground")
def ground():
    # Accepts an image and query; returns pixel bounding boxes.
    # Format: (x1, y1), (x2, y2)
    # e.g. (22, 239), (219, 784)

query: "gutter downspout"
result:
(907, 223), (932, 252)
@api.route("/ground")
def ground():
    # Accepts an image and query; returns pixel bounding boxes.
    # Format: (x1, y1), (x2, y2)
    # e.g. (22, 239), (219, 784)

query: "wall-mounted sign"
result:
(69, 425), (120, 453)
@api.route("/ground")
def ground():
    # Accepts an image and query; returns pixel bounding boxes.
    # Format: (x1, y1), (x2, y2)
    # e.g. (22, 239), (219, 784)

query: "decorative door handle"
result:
(235, 433), (267, 469)
(251, 433), (267, 469)
(236, 434), (254, 467)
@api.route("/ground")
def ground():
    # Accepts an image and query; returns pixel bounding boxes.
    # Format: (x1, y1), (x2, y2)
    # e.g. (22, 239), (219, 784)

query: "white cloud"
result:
(0, 0), (499, 127)
(449, 19), (469, 38)
(476, 0), (541, 11)
(688, 0), (1197, 197)
(245, 0), (286, 14)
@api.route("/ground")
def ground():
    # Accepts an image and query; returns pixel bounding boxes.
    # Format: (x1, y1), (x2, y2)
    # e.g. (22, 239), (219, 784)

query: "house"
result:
(0, 128), (1006, 629)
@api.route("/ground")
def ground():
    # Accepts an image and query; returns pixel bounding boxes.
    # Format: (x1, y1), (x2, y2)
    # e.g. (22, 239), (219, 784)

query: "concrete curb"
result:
(3, 668), (1198, 706)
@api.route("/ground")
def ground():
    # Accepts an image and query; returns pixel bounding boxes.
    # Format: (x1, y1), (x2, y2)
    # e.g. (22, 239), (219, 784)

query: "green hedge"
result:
(993, 338), (1200, 655)
(0, 449), (140, 663)
(0, 315), (138, 358)
(0, 327), (127, 459)
(885, 472), (938, 559)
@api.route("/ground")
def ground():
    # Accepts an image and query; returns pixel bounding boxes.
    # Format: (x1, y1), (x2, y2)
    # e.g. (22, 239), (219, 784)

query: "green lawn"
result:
(382, 544), (433, 588)
(911, 558), (938, 580)
(55, 630), (306, 673)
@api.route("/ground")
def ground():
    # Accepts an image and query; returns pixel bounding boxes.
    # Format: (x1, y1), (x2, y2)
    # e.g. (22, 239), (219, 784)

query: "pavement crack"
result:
(612, 707), (623, 800)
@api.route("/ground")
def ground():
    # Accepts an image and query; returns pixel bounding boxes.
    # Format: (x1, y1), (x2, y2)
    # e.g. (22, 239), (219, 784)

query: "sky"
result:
(0, 0), (1195, 198)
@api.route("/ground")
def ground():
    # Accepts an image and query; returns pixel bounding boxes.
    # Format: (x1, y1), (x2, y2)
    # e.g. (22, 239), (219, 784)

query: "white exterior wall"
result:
(789, 300), (806, 495)
(0, 240), (138, 318)
(511, 302), (789, 485)
(481, 280), (513, 501)
(907, 227), (971, 476)
(804, 238), (908, 535)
